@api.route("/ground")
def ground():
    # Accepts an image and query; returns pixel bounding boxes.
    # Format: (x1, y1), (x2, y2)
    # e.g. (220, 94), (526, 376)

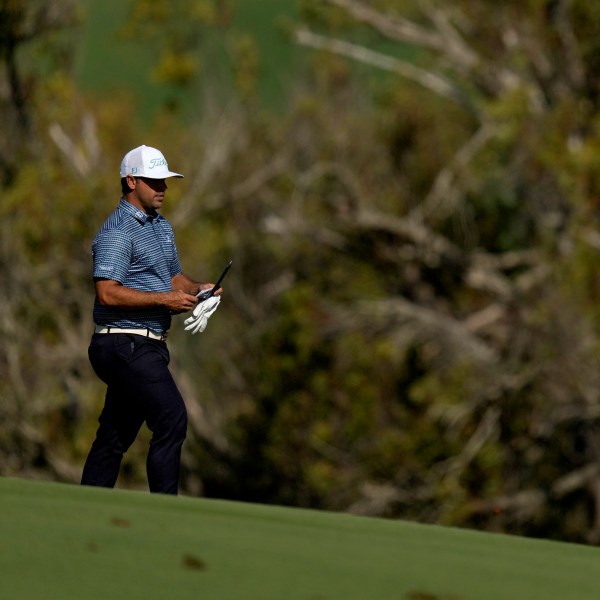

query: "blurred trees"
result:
(204, 0), (600, 544)
(4, 0), (600, 546)
(0, 0), (80, 183)
(122, 0), (231, 88)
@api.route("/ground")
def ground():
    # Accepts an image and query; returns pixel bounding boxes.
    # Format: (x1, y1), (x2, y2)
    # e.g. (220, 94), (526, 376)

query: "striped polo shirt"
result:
(92, 198), (183, 333)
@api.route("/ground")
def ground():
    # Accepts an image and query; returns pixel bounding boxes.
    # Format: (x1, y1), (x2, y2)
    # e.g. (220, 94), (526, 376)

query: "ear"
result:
(126, 175), (137, 191)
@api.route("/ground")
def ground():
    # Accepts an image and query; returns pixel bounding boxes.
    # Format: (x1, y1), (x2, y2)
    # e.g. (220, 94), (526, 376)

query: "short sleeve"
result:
(170, 239), (183, 277)
(92, 229), (132, 283)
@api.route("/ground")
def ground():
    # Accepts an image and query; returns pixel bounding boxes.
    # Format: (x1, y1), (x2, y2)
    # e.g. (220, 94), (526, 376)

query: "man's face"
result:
(127, 175), (168, 213)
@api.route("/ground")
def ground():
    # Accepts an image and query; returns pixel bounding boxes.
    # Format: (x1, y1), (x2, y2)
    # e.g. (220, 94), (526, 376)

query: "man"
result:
(81, 144), (219, 495)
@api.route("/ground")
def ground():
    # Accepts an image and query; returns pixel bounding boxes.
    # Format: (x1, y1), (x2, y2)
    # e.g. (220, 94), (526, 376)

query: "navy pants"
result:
(81, 333), (187, 494)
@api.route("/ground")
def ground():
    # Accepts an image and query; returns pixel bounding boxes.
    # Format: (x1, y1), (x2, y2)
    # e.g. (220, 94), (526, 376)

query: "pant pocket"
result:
(114, 335), (136, 362)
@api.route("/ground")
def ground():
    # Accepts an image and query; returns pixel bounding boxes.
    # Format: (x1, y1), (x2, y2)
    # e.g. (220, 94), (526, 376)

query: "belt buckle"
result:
(148, 328), (168, 342)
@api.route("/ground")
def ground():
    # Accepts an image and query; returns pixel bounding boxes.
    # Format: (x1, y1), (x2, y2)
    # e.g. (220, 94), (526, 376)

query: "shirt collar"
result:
(118, 198), (163, 224)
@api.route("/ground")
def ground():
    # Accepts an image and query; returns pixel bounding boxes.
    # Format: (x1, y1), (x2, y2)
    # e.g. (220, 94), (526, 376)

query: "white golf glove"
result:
(184, 295), (221, 334)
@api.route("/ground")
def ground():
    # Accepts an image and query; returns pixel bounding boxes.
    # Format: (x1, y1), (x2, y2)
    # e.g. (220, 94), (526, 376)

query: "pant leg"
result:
(82, 333), (187, 494)
(81, 385), (145, 488)
(128, 336), (188, 493)
(142, 369), (188, 494)
(81, 333), (145, 488)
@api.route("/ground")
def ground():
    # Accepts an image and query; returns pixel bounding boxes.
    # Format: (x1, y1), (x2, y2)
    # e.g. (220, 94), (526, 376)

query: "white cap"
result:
(119, 145), (184, 179)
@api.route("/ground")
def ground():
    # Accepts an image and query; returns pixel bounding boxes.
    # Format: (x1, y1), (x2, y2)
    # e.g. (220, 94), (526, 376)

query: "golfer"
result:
(81, 145), (219, 494)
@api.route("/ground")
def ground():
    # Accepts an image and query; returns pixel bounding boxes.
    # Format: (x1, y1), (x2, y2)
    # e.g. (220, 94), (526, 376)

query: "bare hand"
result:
(163, 290), (200, 314)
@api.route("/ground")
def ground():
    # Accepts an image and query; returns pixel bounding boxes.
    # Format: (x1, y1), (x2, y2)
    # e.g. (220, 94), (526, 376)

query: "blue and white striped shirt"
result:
(92, 199), (183, 332)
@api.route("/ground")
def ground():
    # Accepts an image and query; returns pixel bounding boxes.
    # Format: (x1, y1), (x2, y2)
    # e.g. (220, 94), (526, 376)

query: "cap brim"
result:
(142, 171), (184, 179)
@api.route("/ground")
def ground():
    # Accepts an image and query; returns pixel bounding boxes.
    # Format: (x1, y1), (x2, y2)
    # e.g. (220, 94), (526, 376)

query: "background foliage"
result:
(3, 0), (600, 545)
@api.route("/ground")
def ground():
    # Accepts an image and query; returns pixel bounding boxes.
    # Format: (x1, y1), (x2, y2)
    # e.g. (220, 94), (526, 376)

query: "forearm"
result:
(172, 272), (212, 296)
(95, 279), (169, 309)
(171, 272), (196, 294)
(95, 278), (198, 313)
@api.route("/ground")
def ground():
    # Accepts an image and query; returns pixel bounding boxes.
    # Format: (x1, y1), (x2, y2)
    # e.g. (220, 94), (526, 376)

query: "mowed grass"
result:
(1, 477), (599, 599)
(77, 0), (414, 118)
(78, 0), (301, 117)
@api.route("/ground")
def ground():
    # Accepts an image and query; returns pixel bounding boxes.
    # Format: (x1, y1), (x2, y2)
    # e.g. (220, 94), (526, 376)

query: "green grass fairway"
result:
(1, 477), (599, 599)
